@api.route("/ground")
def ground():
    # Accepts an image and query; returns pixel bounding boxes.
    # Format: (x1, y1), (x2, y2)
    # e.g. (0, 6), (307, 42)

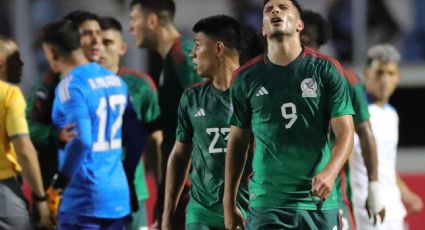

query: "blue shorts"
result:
(58, 213), (130, 230)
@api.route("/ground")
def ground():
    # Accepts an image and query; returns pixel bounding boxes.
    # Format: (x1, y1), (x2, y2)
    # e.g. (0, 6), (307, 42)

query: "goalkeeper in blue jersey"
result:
(42, 20), (137, 229)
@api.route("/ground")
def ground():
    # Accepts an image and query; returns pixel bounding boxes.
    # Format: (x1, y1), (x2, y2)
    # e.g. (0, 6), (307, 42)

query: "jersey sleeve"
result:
(229, 74), (251, 129)
(5, 86), (29, 138)
(175, 90), (193, 143)
(140, 82), (161, 133)
(350, 83), (370, 124)
(325, 63), (355, 119)
(57, 78), (92, 178)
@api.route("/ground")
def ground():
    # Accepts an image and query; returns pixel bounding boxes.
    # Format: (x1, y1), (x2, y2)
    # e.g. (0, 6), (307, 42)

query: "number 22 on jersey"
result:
(93, 94), (127, 152)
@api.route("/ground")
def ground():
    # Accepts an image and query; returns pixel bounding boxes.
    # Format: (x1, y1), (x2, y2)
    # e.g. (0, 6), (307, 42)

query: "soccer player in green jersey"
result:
(223, 0), (355, 229)
(98, 17), (163, 230)
(129, 0), (203, 226)
(162, 15), (255, 230)
(301, 10), (385, 229)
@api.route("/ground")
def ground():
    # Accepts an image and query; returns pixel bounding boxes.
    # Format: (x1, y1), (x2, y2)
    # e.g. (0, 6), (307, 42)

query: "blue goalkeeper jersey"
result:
(52, 62), (130, 218)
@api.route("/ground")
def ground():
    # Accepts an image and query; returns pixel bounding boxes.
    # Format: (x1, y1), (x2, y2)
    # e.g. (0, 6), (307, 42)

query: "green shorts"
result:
(186, 199), (246, 229)
(246, 207), (340, 230)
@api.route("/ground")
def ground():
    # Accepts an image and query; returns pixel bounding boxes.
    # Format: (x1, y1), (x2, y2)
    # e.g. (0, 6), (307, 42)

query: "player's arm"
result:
(162, 141), (192, 229)
(50, 84), (92, 190)
(312, 63), (355, 200)
(122, 99), (144, 212)
(140, 83), (163, 185)
(224, 126), (250, 229)
(6, 87), (52, 228)
(224, 72), (251, 230)
(145, 130), (163, 184)
(312, 115), (354, 199)
(397, 173), (423, 214)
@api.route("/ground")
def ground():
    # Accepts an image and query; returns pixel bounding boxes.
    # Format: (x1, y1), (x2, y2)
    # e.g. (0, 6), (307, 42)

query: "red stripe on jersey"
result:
(343, 68), (360, 85)
(169, 37), (186, 64)
(189, 79), (210, 89)
(118, 66), (158, 91)
(230, 54), (264, 86)
(304, 47), (345, 76)
(340, 169), (357, 230)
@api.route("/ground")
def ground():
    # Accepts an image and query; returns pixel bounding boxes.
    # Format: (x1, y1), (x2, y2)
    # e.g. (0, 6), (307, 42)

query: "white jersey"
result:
(350, 103), (406, 223)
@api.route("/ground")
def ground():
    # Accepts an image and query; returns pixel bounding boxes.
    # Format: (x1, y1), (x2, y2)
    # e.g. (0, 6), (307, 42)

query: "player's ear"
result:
(147, 12), (158, 29)
(216, 41), (224, 58)
(297, 19), (304, 32)
(51, 48), (60, 61)
(120, 42), (128, 56)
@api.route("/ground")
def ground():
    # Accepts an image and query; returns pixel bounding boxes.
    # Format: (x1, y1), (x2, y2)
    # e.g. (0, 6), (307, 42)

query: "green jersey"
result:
(176, 80), (250, 228)
(160, 36), (203, 155)
(118, 67), (161, 201)
(336, 68), (369, 212)
(229, 47), (355, 210)
(26, 69), (61, 188)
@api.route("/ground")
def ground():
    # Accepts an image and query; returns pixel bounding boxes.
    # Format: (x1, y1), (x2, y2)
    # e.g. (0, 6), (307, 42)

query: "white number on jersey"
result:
(206, 127), (230, 154)
(93, 94), (127, 152)
(281, 102), (298, 129)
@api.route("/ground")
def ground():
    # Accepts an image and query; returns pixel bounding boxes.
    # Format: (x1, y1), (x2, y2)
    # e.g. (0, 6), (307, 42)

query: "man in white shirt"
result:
(350, 44), (423, 230)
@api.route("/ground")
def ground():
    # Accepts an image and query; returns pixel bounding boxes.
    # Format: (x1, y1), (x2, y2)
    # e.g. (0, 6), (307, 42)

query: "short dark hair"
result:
(301, 10), (331, 48)
(130, 0), (175, 23)
(64, 10), (99, 28)
(263, 0), (303, 16)
(239, 26), (265, 65)
(99, 17), (122, 32)
(42, 20), (80, 56)
(193, 15), (242, 52)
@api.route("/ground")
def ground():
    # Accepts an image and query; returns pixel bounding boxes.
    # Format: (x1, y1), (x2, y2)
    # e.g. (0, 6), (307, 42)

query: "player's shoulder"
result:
(342, 67), (361, 85)
(0, 80), (24, 108)
(118, 66), (157, 91)
(302, 47), (345, 76)
(385, 103), (398, 116)
(0, 80), (21, 98)
(230, 54), (266, 86)
(183, 79), (209, 96)
(169, 36), (193, 63)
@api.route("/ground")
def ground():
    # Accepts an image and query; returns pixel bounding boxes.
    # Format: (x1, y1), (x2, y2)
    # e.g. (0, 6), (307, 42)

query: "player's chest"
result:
(248, 70), (325, 113)
(187, 93), (231, 132)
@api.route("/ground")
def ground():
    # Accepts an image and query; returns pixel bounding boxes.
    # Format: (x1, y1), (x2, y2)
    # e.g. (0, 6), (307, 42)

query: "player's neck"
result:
(267, 36), (302, 66)
(156, 25), (180, 58)
(212, 56), (239, 91)
(109, 65), (119, 74)
(374, 100), (388, 108)
(59, 51), (89, 76)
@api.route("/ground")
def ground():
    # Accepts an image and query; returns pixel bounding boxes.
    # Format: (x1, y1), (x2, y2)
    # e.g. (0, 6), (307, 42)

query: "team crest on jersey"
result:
(301, 78), (317, 98)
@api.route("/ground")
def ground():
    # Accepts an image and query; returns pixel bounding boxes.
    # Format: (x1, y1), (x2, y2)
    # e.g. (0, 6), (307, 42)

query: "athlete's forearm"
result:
(223, 126), (250, 208)
(12, 137), (46, 197)
(356, 121), (379, 181)
(326, 115), (354, 177)
(145, 130), (163, 184)
(163, 141), (192, 219)
(60, 119), (92, 178)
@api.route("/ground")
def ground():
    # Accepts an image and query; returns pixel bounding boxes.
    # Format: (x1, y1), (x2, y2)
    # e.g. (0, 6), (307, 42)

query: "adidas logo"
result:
(256, 87), (269, 96)
(194, 108), (206, 117)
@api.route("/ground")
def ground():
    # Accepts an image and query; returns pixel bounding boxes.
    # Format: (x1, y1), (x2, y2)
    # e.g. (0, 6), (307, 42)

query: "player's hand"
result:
(311, 169), (337, 200)
(402, 190), (423, 214)
(35, 200), (54, 229)
(365, 181), (385, 225)
(59, 123), (77, 142)
(46, 186), (62, 226)
(224, 206), (245, 230)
